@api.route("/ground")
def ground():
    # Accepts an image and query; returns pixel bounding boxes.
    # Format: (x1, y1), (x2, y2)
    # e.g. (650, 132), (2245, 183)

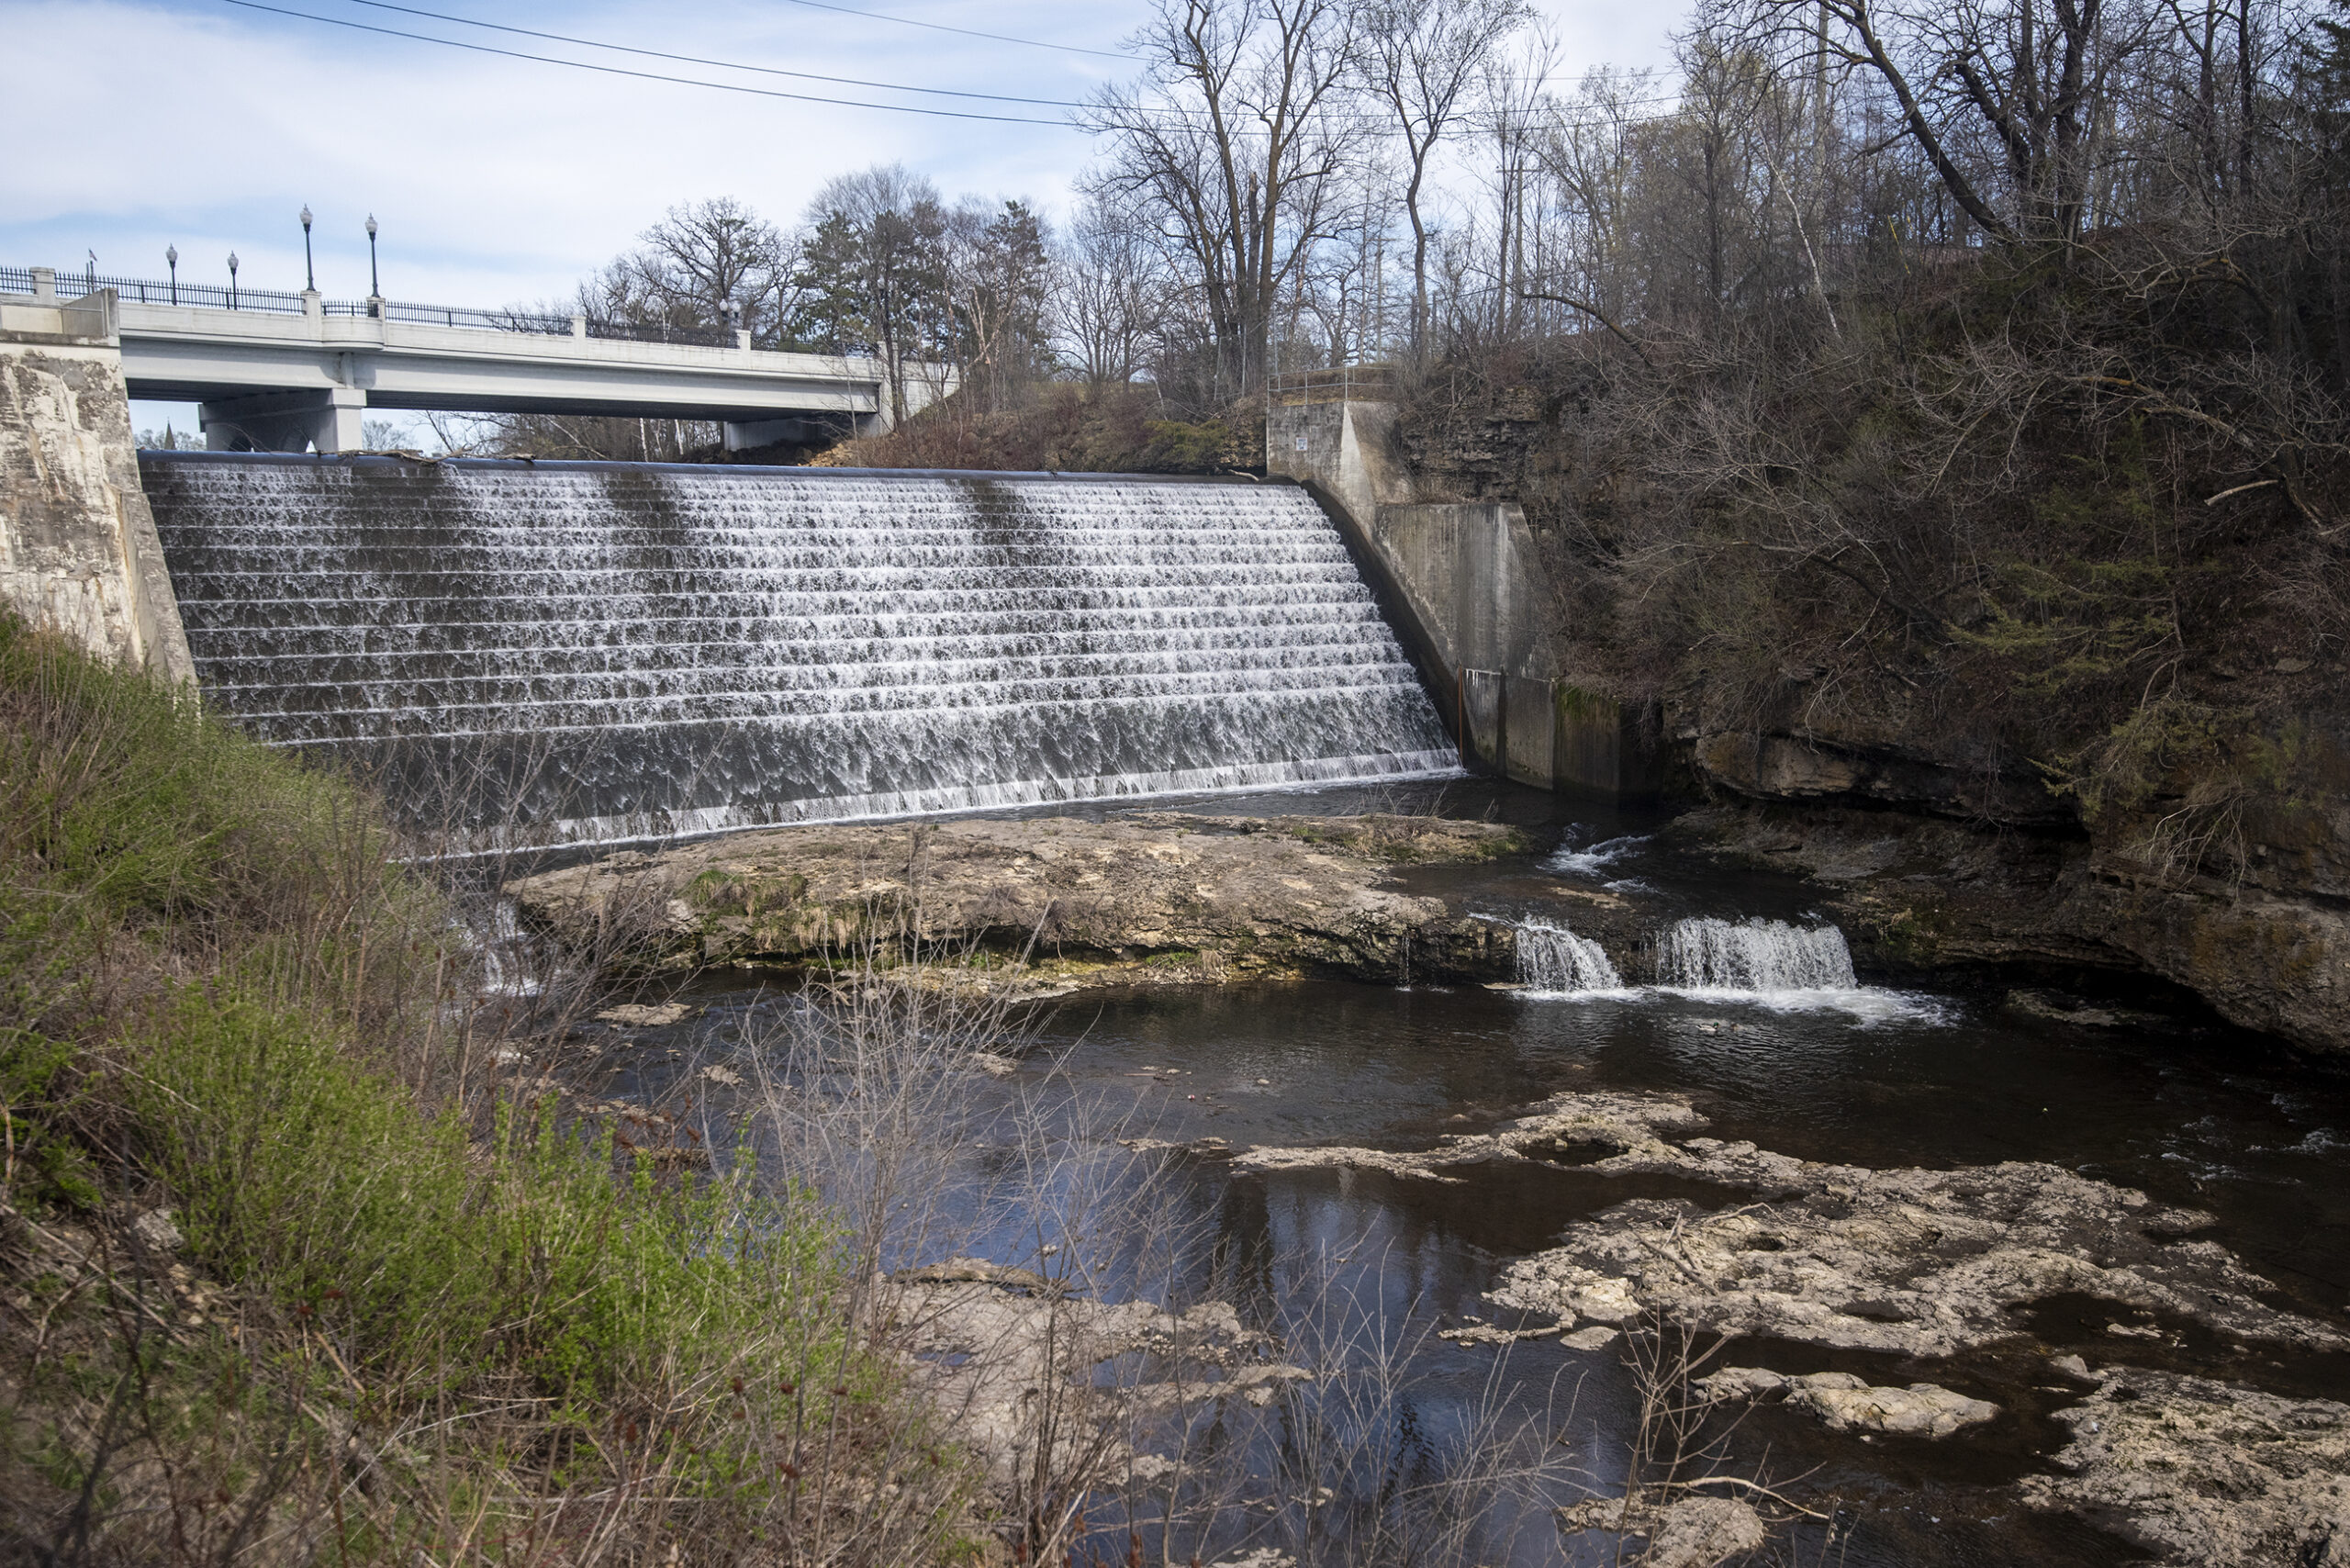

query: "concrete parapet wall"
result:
(0, 292), (195, 680)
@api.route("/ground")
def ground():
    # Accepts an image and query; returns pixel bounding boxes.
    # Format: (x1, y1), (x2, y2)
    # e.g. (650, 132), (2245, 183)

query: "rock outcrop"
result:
(506, 812), (1528, 989)
(1673, 734), (2350, 1056)
(1234, 1090), (2341, 1357)
(2020, 1367), (2350, 1566)
(1695, 1367), (2000, 1438)
(1238, 1090), (2350, 1562)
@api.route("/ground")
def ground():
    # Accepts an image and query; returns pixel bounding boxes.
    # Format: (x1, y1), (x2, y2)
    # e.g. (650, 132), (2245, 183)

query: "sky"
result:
(0, 0), (1690, 435)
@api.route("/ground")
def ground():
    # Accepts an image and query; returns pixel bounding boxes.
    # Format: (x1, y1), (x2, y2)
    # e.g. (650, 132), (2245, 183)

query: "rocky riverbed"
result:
(505, 812), (1531, 990)
(1225, 1087), (2350, 1563)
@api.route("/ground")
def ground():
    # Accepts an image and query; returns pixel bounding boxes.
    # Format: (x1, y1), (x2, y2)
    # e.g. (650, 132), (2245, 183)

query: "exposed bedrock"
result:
(1238, 1090), (2342, 1357)
(2020, 1368), (2350, 1568)
(1236, 1090), (2350, 1563)
(1695, 1367), (2001, 1439)
(504, 812), (1528, 989)
(1677, 719), (2350, 1055)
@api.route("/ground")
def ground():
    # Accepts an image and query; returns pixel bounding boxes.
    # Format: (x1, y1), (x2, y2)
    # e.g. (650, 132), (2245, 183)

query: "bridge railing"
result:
(2, 266), (747, 350)
(587, 318), (742, 349)
(1, 266), (310, 314)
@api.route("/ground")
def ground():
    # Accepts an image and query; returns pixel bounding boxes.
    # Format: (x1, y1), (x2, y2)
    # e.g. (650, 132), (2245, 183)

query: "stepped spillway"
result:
(140, 454), (1457, 845)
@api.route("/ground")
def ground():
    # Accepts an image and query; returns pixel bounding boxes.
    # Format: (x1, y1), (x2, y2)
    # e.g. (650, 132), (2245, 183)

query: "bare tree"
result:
(1736, 0), (2150, 241)
(609, 196), (790, 339)
(1057, 195), (1169, 385)
(1084, 0), (1367, 400)
(1365, 0), (1532, 352)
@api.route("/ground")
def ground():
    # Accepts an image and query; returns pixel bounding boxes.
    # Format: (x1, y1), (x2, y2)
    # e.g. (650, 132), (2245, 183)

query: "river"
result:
(583, 779), (2350, 1566)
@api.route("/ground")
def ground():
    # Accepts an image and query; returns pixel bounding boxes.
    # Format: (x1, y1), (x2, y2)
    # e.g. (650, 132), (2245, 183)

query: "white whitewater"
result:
(143, 457), (1457, 845)
(1516, 920), (1624, 993)
(1657, 916), (1859, 991)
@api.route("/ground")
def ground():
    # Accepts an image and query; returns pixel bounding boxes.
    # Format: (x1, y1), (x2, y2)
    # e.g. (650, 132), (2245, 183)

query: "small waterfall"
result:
(1658, 917), (1856, 991)
(142, 455), (1457, 846)
(1516, 920), (1624, 993)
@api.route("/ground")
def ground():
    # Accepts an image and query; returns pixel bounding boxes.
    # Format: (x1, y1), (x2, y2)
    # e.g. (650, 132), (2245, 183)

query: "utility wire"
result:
(221, 0), (1686, 132)
(333, 0), (1670, 119)
(341, 0), (1111, 99)
(215, 0), (1081, 123)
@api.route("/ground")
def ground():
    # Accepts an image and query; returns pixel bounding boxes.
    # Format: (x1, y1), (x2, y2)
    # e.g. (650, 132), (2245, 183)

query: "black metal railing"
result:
(586, 318), (741, 349)
(3, 264), (752, 350)
(1, 266), (309, 314)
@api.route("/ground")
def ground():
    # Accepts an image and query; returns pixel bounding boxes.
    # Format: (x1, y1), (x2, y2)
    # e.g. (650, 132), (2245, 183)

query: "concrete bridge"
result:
(4, 266), (944, 454)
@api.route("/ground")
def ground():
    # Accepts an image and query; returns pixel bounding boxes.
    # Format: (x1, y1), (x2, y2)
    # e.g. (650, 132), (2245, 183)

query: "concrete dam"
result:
(139, 453), (1458, 845)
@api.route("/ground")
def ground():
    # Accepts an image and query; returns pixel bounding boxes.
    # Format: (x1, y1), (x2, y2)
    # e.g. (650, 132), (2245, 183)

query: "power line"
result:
(220, 0), (1689, 134)
(215, 0), (1082, 124)
(337, 0), (1105, 104)
(336, 0), (1678, 122)
(748, 0), (1128, 60)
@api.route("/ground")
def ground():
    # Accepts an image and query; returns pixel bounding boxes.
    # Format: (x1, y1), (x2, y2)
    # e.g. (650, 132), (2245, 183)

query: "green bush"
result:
(131, 983), (844, 1402)
(0, 616), (945, 1562)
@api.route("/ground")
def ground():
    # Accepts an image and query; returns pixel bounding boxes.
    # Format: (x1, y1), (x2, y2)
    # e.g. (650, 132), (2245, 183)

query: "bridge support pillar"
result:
(200, 387), (367, 454)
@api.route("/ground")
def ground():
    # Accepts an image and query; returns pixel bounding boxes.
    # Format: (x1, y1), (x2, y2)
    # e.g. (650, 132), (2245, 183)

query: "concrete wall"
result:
(0, 289), (195, 681)
(1268, 395), (1659, 798)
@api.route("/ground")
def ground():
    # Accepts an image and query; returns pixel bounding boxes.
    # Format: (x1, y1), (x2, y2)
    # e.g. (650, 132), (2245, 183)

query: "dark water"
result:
(590, 781), (2350, 1566)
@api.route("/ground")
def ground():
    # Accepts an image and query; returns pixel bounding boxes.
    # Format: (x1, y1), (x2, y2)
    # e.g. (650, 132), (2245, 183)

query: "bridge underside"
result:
(133, 380), (869, 455)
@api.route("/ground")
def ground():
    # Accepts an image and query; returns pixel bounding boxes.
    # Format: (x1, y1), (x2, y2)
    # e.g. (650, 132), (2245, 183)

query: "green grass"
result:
(0, 614), (964, 1563)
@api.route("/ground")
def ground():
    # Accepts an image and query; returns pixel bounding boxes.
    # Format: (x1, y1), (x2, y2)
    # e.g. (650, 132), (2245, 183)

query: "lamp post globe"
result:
(227, 250), (239, 309)
(165, 244), (177, 305)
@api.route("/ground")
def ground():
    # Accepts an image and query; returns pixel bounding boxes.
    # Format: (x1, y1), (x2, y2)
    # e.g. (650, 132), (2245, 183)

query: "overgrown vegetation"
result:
(1356, 0), (2350, 886)
(0, 616), (977, 1565)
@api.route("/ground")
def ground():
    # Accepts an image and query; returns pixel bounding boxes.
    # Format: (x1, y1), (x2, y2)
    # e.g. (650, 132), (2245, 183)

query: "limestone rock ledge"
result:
(505, 812), (1528, 988)
(2020, 1368), (2350, 1567)
(1673, 793), (2350, 1056)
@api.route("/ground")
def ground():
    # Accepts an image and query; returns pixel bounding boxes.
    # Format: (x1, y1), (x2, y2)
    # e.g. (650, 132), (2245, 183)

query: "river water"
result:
(589, 780), (2350, 1566)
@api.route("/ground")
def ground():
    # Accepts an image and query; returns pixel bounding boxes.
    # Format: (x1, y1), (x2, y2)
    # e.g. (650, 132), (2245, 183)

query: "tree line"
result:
(468, 0), (2350, 460)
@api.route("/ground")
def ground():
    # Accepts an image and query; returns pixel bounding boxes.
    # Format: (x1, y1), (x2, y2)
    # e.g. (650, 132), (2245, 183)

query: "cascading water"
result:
(142, 455), (1457, 845)
(1657, 916), (1857, 991)
(1516, 919), (1624, 993)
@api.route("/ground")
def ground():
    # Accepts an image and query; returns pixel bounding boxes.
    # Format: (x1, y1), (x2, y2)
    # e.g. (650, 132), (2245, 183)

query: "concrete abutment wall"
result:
(1269, 395), (1659, 798)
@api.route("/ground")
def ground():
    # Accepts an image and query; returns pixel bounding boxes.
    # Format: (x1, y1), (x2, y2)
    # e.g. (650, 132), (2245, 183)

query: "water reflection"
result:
(605, 788), (2348, 1566)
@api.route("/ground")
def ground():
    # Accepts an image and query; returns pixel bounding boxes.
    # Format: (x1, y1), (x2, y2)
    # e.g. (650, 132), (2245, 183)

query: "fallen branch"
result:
(1519, 292), (1655, 368)
(1653, 1473), (1836, 1520)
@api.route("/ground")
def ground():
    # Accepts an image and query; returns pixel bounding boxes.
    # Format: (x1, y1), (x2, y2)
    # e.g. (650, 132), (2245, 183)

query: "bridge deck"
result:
(5, 266), (946, 452)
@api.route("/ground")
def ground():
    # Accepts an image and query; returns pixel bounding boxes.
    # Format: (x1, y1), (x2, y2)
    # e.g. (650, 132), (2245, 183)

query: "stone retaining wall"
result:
(0, 287), (193, 680)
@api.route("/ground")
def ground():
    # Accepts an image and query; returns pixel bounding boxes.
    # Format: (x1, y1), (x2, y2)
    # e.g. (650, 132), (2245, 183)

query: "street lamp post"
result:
(227, 251), (239, 310)
(166, 245), (178, 305)
(301, 204), (315, 290)
(365, 215), (380, 314)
